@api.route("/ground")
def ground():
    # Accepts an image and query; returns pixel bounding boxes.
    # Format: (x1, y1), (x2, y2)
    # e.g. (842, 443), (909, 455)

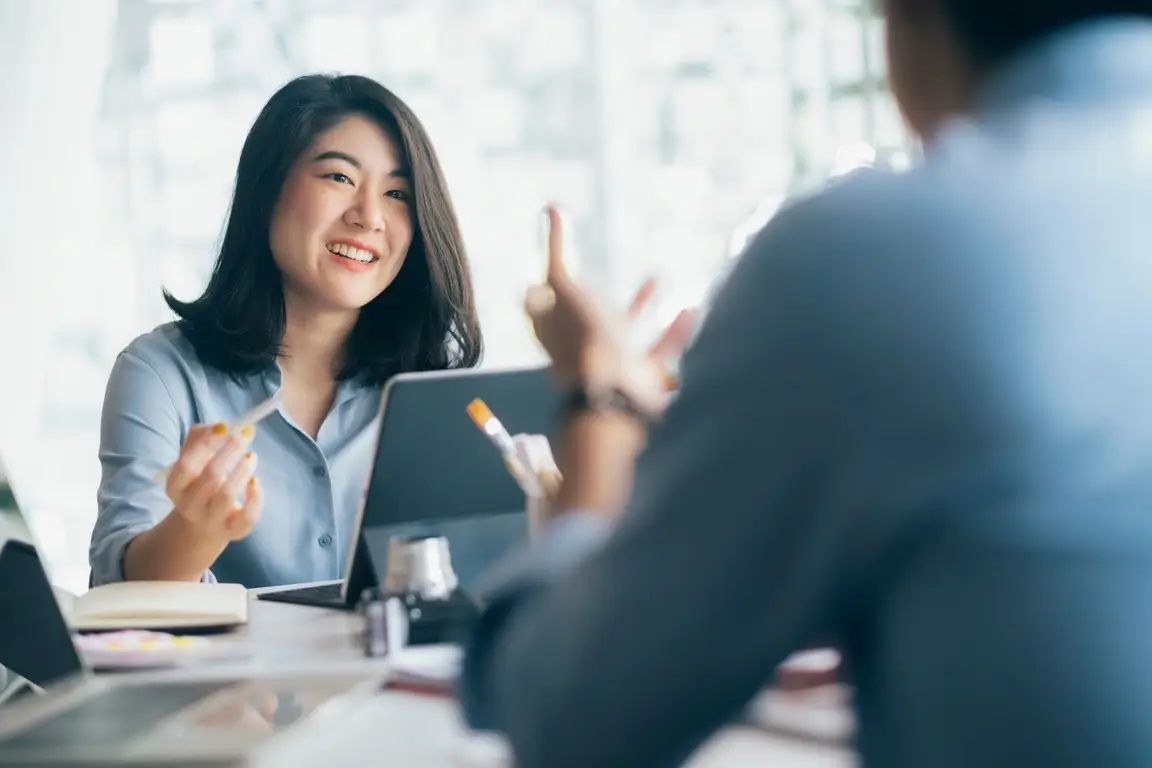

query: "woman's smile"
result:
(325, 239), (380, 272)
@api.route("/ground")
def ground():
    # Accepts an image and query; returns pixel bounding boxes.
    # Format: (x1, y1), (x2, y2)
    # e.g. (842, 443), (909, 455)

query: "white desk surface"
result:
(91, 586), (857, 767)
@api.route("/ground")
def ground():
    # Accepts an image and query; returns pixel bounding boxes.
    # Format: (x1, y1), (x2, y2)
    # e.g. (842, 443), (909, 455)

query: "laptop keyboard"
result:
(260, 582), (343, 604)
(0, 681), (229, 749)
(285, 582), (342, 601)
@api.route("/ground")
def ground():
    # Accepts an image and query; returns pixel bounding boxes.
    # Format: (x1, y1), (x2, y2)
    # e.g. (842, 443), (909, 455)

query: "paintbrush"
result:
(465, 398), (544, 497)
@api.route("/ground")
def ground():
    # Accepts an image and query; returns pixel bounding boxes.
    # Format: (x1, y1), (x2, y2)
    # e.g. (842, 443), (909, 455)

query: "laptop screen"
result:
(0, 456), (84, 687)
(362, 509), (528, 595)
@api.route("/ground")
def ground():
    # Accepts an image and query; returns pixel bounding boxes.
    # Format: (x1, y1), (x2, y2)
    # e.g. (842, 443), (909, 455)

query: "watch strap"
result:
(562, 384), (654, 424)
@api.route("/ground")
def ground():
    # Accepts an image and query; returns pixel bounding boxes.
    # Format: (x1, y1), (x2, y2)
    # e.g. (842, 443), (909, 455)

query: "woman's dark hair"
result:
(941, 1), (1152, 66)
(165, 74), (482, 384)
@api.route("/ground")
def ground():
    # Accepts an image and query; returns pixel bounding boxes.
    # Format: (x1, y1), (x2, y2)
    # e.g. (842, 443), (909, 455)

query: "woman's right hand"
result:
(164, 423), (264, 543)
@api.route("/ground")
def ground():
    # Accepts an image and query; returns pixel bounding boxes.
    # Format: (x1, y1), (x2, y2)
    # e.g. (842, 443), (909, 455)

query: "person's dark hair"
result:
(165, 74), (482, 384)
(941, 1), (1152, 66)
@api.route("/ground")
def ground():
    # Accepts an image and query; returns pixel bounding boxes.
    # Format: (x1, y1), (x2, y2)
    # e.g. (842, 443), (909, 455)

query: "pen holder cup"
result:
(526, 494), (550, 541)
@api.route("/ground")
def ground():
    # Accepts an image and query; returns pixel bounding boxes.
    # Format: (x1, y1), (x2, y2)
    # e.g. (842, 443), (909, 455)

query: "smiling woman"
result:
(88, 74), (483, 589)
(170, 75), (481, 384)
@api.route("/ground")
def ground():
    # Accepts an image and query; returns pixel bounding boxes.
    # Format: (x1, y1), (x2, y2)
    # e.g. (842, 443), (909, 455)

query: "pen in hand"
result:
(153, 394), (282, 484)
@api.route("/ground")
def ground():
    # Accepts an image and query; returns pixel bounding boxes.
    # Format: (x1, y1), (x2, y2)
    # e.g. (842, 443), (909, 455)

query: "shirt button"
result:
(313, 465), (326, 478)
(318, 534), (333, 548)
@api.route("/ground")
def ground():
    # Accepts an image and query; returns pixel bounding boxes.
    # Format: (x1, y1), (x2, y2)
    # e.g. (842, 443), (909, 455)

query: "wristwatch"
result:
(562, 382), (656, 424)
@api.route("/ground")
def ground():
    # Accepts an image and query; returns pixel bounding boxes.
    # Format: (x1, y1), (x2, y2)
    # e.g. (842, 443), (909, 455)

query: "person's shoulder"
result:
(704, 164), (1012, 377)
(106, 322), (233, 423)
(119, 322), (194, 366)
(115, 322), (208, 386)
(733, 164), (991, 301)
(766, 165), (971, 245)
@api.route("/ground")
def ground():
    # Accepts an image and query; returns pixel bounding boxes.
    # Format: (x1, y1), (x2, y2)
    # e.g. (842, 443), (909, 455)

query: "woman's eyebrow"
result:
(311, 150), (410, 180)
(310, 150), (361, 168)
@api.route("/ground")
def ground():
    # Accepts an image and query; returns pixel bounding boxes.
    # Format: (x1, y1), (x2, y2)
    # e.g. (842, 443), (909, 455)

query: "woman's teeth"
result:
(326, 243), (375, 263)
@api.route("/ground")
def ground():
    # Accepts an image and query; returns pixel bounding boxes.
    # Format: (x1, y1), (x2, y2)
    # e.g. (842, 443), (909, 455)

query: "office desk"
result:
(0, 587), (853, 766)
(212, 582), (386, 674)
(255, 685), (855, 768)
(194, 590), (856, 767)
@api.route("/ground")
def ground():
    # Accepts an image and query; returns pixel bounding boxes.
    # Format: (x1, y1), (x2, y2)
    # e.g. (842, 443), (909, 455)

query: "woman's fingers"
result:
(166, 423), (227, 500)
(182, 429), (253, 513)
(227, 476), (265, 538)
(204, 430), (253, 485)
(207, 451), (257, 524)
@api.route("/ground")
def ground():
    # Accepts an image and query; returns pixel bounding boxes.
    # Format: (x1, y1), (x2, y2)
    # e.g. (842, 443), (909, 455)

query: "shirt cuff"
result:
(90, 526), (151, 586)
(475, 510), (612, 602)
(90, 525), (218, 586)
(461, 511), (611, 730)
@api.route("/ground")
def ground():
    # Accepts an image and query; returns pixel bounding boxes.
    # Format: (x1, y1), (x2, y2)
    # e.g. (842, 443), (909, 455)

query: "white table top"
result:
(220, 588), (856, 767)
(5, 585), (853, 767)
(256, 683), (855, 768)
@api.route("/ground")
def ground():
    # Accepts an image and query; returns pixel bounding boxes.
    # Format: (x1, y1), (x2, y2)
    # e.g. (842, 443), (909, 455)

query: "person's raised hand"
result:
(526, 206), (695, 415)
(624, 276), (696, 393)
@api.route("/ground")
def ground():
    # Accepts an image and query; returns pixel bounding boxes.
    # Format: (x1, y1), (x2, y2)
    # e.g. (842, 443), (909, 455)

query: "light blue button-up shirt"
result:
(90, 322), (382, 588)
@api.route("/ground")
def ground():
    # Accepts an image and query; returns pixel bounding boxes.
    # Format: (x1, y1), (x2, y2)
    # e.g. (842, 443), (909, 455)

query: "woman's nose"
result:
(347, 196), (385, 231)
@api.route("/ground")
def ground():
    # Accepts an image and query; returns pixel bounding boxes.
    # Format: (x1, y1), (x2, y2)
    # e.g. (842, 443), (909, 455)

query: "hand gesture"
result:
(526, 206), (695, 415)
(164, 424), (264, 543)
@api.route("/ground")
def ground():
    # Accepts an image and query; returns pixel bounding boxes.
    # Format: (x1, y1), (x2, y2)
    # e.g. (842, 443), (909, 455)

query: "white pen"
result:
(153, 394), (282, 483)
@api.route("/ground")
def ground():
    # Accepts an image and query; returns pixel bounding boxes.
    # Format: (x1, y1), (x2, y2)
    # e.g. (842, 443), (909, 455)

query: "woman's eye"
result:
(325, 172), (353, 185)
(385, 189), (409, 202)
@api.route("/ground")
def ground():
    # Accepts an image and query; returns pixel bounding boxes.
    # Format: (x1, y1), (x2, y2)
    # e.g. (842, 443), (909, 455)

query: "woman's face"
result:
(269, 113), (414, 316)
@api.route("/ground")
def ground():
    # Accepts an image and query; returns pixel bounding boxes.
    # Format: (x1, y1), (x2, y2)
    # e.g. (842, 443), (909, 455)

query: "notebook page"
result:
(73, 581), (248, 622)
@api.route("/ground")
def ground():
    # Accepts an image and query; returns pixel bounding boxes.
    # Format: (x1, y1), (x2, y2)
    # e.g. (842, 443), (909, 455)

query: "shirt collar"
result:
(978, 17), (1152, 114)
(261, 363), (371, 406)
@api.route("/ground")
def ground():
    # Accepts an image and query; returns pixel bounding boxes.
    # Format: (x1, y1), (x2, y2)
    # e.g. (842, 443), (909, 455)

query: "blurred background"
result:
(0, 0), (910, 594)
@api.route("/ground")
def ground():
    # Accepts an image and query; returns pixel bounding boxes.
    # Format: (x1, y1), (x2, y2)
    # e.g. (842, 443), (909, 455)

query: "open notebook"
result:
(2, 454), (248, 633)
(55, 581), (249, 632)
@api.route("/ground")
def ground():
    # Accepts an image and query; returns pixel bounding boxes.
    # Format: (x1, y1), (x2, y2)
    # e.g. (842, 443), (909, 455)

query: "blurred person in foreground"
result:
(460, 2), (1152, 766)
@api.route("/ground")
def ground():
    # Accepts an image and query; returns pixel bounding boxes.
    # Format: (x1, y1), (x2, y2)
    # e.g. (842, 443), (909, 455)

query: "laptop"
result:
(258, 365), (562, 610)
(0, 455), (85, 689)
(0, 457), (374, 765)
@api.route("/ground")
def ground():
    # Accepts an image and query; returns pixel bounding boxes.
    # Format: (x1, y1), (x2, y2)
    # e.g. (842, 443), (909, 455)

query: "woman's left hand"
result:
(526, 206), (695, 415)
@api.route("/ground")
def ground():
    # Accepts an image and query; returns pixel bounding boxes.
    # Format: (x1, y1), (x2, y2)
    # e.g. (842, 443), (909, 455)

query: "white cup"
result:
(513, 433), (560, 540)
